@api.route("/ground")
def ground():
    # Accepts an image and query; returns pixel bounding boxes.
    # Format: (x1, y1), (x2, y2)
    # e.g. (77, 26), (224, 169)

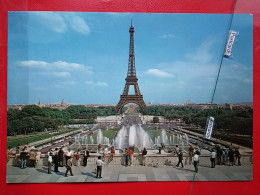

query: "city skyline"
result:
(8, 12), (253, 105)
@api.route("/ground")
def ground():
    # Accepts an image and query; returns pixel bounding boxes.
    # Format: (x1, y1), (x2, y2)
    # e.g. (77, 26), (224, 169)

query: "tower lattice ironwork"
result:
(115, 23), (146, 113)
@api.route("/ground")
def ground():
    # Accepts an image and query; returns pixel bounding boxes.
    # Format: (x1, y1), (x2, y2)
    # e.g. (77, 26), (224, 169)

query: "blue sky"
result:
(8, 12), (252, 104)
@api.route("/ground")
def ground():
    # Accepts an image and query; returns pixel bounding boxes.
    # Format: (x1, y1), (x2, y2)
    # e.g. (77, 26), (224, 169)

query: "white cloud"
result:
(31, 12), (90, 35)
(68, 15), (90, 35)
(17, 60), (92, 73)
(31, 12), (67, 33)
(185, 38), (215, 64)
(159, 34), (175, 38)
(145, 69), (173, 78)
(85, 81), (108, 87)
(37, 71), (71, 78)
(97, 82), (108, 87)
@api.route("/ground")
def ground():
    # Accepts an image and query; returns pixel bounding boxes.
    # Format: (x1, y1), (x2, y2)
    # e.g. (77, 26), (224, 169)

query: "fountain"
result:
(112, 124), (153, 150)
(69, 116), (192, 154)
(70, 129), (111, 152)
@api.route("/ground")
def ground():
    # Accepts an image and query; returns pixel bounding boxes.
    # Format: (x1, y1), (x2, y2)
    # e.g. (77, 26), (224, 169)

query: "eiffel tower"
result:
(115, 22), (146, 113)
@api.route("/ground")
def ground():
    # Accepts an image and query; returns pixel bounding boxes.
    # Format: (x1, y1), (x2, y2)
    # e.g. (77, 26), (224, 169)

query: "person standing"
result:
(47, 151), (53, 174)
(188, 145), (194, 165)
(193, 151), (199, 172)
(234, 147), (241, 166)
(14, 146), (20, 166)
(129, 148), (134, 166)
(53, 148), (59, 172)
(29, 149), (36, 168)
(97, 144), (102, 153)
(102, 145), (109, 162)
(216, 147), (223, 165)
(124, 148), (129, 166)
(83, 148), (90, 167)
(210, 149), (216, 168)
(6, 146), (12, 162)
(109, 146), (115, 162)
(175, 145), (180, 155)
(96, 156), (104, 179)
(75, 148), (81, 167)
(58, 147), (64, 167)
(35, 149), (41, 167)
(65, 156), (74, 177)
(158, 147), (162, 154)
(142, 148), (147, 166)
(20, 148), (28, 169)
(65, 148), (72, 166)
(228, 148), (234, 166)
(223, 150), (228, 165)
(176, 149), (184, 168)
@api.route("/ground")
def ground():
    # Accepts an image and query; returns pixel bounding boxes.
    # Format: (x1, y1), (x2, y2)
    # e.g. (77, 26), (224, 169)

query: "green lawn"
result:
(81, 129), (118, 144)
(7, 128), (74, 148)
(146, 130), (176, 142)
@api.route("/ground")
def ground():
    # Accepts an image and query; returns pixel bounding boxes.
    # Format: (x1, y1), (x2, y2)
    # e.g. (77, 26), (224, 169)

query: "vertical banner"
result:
(204, 116), (214, 139)
(224, 30), (237, 57)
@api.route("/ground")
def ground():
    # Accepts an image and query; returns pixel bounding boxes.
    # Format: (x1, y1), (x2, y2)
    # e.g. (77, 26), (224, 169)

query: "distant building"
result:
(61, 99), (66, 106)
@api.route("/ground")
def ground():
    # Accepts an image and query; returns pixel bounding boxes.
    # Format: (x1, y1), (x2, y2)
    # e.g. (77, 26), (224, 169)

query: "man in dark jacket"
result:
(20, 148), (28, 169)
(83, 149), (90, 167)
(176, 149), (184, 168)
(58, 147), (64, 167)
(53, 148), (59, 172)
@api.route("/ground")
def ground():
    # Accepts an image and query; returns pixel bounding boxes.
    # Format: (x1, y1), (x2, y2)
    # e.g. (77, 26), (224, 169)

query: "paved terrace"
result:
(7, 162), (252, 183)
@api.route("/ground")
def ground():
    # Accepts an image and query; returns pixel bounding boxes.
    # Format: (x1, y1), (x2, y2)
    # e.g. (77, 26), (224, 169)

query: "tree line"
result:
(145, 105), (253, 136)
(7, 104), (253, 136)
(7, 105), (116, 136)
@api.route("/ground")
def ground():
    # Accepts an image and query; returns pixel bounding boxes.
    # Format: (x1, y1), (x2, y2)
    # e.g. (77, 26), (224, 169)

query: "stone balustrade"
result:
(7, 153), (252, 167)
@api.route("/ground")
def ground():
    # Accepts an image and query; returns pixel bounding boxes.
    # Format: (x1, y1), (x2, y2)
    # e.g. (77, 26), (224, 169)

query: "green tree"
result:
(153, 116), (159, 123)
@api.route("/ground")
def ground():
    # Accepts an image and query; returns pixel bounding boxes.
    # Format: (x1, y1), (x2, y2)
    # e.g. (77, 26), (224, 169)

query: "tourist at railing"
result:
(223, 150), (228, 165)
(216, 147), (223, 165)
(109, 146), (115, 162)
(187, 145), (194, 165)
(20, 148), (28, 169)
(97, 144), (102, 153)
(47, 150), (53, 174)
(157, 147), (161, 154)
(53, 148), (59, 172)
(14, 146), (20, 166)
(129, 148), (134, 166)
(58, 147), (64, 167)
(102, 145), (109, 162)
(75, 148), (81, 167)
(35, 149), (41, 167)
(124, 148), (129, 166)
(234, 147), (241, 166)
(228, 148), (235, 166)
(6, 146), (12, 163)
(142, 147), (147, 166)
(29, 149), (36, 168)
(83, 148), (90, 167)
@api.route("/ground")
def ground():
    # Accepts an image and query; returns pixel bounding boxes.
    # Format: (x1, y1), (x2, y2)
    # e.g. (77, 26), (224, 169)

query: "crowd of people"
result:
(210, 147), (241, 168)
(6, 143), (242, 177)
